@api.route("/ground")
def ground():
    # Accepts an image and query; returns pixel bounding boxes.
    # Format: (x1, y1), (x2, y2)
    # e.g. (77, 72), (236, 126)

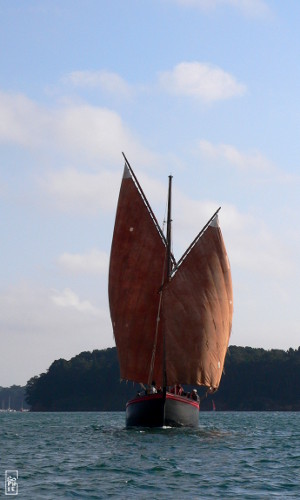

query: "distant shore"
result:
(19, 345), (300, 412)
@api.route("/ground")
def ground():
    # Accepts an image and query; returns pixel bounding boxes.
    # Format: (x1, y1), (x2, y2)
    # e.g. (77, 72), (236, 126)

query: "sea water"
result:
(0, 412), (299, 499)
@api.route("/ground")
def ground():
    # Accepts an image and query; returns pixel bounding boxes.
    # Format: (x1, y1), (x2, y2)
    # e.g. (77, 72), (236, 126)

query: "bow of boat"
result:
(126, 392), (199, 428)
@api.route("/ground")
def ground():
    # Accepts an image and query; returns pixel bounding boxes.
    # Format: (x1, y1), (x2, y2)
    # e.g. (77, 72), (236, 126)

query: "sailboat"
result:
(109, 154), (233, 427)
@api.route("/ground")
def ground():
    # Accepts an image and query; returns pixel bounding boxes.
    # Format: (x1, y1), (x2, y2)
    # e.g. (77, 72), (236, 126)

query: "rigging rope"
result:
(147, 289), (163, 386)
(147, 246), (168, 386)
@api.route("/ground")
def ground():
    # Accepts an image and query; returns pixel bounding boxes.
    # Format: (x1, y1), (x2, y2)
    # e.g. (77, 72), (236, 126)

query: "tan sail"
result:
(162, 216), (233, 388)
(109, 164), (166, 384)
(109, 160), (233, 389)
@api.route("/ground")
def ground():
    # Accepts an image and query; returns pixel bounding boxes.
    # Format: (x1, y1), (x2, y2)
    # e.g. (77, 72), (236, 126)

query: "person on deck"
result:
(176, 384), (183, 395)
(191, 389), (199, 401)
(149, 381), (157, 394)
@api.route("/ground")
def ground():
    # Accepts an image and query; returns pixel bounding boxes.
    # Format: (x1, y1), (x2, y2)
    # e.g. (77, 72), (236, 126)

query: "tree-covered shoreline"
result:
(22, 345), (300, 412)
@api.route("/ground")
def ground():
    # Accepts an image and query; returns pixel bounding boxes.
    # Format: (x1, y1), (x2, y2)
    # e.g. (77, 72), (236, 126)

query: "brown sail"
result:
(109, 164), (166, 384)
(162, 216), (233, 388)
(109, 158), (233, 389)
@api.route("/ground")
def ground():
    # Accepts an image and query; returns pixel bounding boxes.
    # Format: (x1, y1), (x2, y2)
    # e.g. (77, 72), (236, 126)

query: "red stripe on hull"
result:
(126, 392), (199, 409)
(126, 393), (163, 408)
(166, 393), (199, 409)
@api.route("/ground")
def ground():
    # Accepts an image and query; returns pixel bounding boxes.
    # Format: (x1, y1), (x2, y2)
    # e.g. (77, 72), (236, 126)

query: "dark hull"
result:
(126, 392), (199, 428)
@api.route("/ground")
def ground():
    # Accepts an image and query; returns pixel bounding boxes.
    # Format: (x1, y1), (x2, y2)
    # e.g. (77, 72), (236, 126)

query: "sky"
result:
(1, 0), (300, 387)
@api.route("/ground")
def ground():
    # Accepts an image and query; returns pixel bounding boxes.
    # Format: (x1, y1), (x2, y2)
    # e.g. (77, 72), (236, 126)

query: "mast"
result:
(163, 175), (173, 391)
(166, 175), (173, 281)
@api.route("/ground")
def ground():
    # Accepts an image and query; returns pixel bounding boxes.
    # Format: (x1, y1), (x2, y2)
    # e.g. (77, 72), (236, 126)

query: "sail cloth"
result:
(109, 163), (233, 389)
(109, 165), (166, 385)
(162, 216), (233, 388)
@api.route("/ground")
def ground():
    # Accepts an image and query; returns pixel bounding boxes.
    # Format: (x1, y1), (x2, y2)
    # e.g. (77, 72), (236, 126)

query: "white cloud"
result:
(54, 104), (141, 165)
(223, 206), (292, 277)
(0, 90), (49, 148)
(58, 249), (109, 275)
(42, 168), (120, 213)
(0, 283), (113, 385)
(51, 288), (100, 315)
(159, 62), (246, 102)
(199, 140), (275, 172)
(62, 70), (132, 98)
(0, 90), (149, 167)
(169, 0), (270, 17)
(171, 190), (292, 278)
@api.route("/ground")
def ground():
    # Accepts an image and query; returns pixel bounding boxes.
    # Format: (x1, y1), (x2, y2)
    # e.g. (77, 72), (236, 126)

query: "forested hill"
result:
(25, 346), (300, 411)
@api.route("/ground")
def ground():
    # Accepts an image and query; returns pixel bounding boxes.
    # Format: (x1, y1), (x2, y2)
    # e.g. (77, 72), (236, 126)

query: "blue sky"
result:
(1, 0), (300, 386)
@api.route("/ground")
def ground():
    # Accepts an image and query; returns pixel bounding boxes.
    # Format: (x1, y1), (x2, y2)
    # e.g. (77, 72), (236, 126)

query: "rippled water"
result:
(0, 412), (299, 498)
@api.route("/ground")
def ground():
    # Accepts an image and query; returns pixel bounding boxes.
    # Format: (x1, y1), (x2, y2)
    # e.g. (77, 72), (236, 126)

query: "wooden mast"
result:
(166, 175), (173, 281)
(163, 175), (173, 392)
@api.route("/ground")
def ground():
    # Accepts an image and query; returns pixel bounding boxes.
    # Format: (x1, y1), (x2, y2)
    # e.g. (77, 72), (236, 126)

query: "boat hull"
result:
(126, 392), (199, 428)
